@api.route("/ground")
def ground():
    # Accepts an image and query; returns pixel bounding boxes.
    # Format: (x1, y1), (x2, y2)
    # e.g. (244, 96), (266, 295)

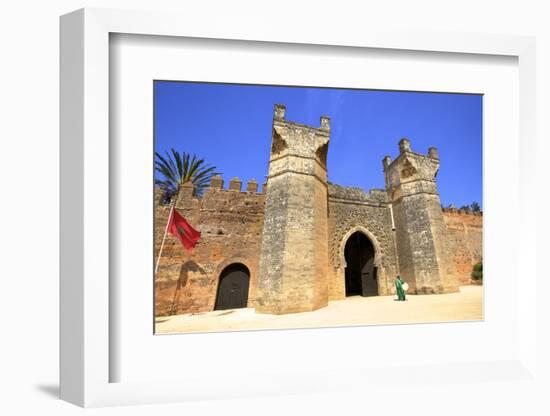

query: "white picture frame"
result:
(60, 7), (539, 408)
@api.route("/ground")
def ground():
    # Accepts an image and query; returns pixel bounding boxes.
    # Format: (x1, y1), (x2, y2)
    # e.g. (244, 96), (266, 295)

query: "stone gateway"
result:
(155, 104), (482, 316)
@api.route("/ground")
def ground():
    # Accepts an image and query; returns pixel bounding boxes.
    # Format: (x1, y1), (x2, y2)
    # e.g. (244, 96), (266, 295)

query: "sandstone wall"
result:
(327, 184), (398, 297)
(154, 180), (265, 316)
(391, 191), (458, 294)
(256, 107), (331, 314)
(384, 139), (459, 294)
(442, 209), (483, 285)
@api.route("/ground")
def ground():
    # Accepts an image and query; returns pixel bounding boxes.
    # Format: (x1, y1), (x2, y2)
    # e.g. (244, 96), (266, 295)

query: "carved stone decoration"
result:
(400, 158), (418, 179)
(329, 210), (392, 272)
(316, 142), (328, 169)
(270, 128), (288, 155)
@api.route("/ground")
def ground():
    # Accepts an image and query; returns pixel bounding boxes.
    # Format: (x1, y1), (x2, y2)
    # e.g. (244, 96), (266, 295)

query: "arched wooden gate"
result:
(214, 263), (250, 310)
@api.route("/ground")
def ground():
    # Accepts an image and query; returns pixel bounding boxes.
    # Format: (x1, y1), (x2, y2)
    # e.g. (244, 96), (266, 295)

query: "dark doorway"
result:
(214, 263), (250, 310)
(344, 232), (378, 297)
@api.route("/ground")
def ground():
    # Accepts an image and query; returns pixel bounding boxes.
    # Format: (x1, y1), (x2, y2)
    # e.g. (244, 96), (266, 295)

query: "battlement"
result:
(208, 175), (266, 193)
(168, 175), (267, 197)
(155, 179), (266, 236)
(328, 183), (388, 205)
(267, 103), (330, 186)
(383, 138), (441, 202)
(273, 103), (330, 135)
(442, 206), (483, 216)
(382, 137), (440, 172)
(154, 176), (267, 215)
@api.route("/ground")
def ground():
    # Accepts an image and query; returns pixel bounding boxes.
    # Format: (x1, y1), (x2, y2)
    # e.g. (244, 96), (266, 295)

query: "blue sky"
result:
(154, 81), (482, 208)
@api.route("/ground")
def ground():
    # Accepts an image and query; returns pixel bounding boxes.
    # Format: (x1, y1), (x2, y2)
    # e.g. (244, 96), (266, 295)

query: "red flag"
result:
(167, 207), (201, 251)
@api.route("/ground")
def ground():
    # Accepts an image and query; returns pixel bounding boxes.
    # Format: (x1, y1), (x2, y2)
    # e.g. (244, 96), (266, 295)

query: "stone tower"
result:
(383, 138), (458, 294)
(256, 104), (330, 314)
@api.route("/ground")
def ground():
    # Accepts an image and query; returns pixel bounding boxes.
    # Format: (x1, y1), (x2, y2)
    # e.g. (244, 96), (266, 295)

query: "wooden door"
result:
(214, 264), (250, 310)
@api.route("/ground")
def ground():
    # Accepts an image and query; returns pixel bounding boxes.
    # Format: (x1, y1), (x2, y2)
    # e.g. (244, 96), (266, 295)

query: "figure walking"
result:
(395, 275), (406, 301)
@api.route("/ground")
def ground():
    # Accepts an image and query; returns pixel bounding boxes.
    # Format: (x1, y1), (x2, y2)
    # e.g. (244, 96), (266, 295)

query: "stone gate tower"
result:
(256, 104), (330, 314)
(383, 138), (459, 294)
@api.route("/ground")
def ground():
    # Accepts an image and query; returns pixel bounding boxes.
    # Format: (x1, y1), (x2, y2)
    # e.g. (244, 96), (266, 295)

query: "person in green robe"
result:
(395, 275), (406, 301)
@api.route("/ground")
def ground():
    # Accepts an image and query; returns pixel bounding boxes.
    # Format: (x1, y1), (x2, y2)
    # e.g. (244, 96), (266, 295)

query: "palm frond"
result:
(155, 148), (221, 198)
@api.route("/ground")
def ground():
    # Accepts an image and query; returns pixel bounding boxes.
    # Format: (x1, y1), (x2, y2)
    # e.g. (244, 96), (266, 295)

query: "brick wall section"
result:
(154, 183), (265, 316)
(442, 209), (483, 284)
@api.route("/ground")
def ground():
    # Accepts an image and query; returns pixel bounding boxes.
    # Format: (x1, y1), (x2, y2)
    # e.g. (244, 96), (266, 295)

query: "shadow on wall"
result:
(169, 260), (207, 315)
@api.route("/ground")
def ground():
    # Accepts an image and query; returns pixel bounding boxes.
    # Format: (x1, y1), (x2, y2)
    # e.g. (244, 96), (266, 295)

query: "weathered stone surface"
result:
(384, 140), (458, 294)
(154, 184), (265, 316)
(327, 185), (399, 297)
(256, 106), (330, 314)
(246, 179), (258, 193)
(228, 177), (242, 191)
(442, 209), (483, 284)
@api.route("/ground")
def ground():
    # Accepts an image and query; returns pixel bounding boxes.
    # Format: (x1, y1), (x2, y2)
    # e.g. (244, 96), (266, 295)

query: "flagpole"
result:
(155, 199), (175, 275)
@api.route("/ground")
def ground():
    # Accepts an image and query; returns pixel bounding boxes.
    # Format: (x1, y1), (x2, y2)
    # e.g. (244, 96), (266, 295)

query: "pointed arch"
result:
(338, 225), (382, 269)
(338, 226), (383, 297)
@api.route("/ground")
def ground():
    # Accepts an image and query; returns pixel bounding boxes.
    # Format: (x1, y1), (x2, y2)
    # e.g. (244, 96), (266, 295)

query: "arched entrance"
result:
(214, 263), (250, 310)
(344, 231), (378, 297)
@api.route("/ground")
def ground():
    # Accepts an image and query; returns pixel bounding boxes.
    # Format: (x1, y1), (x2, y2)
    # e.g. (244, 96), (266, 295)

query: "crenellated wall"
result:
(154, 177), (265, 316)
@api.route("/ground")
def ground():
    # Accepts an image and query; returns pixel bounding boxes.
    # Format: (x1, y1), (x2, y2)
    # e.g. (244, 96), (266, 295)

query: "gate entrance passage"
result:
(344, 232), (378, 297)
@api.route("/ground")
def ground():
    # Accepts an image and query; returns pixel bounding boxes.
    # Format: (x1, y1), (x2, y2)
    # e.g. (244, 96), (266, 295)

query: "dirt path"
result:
(155, 285), (483, 334)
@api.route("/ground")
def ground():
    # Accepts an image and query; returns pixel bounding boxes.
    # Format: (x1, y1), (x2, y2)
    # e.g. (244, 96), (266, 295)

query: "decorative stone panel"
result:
(327, 191), (399, 297)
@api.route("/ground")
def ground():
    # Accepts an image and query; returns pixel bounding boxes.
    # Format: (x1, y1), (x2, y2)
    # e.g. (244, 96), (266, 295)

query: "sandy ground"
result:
(155, 285), (483, 334)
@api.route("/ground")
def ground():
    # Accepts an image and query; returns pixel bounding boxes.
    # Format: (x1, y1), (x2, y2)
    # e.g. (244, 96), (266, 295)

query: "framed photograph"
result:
(60, 8), (538, 408)
(152, 81), (484, 335)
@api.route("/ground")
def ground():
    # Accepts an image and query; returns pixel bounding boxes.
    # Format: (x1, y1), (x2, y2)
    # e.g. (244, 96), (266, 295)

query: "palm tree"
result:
(155, 149), (220, 201)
